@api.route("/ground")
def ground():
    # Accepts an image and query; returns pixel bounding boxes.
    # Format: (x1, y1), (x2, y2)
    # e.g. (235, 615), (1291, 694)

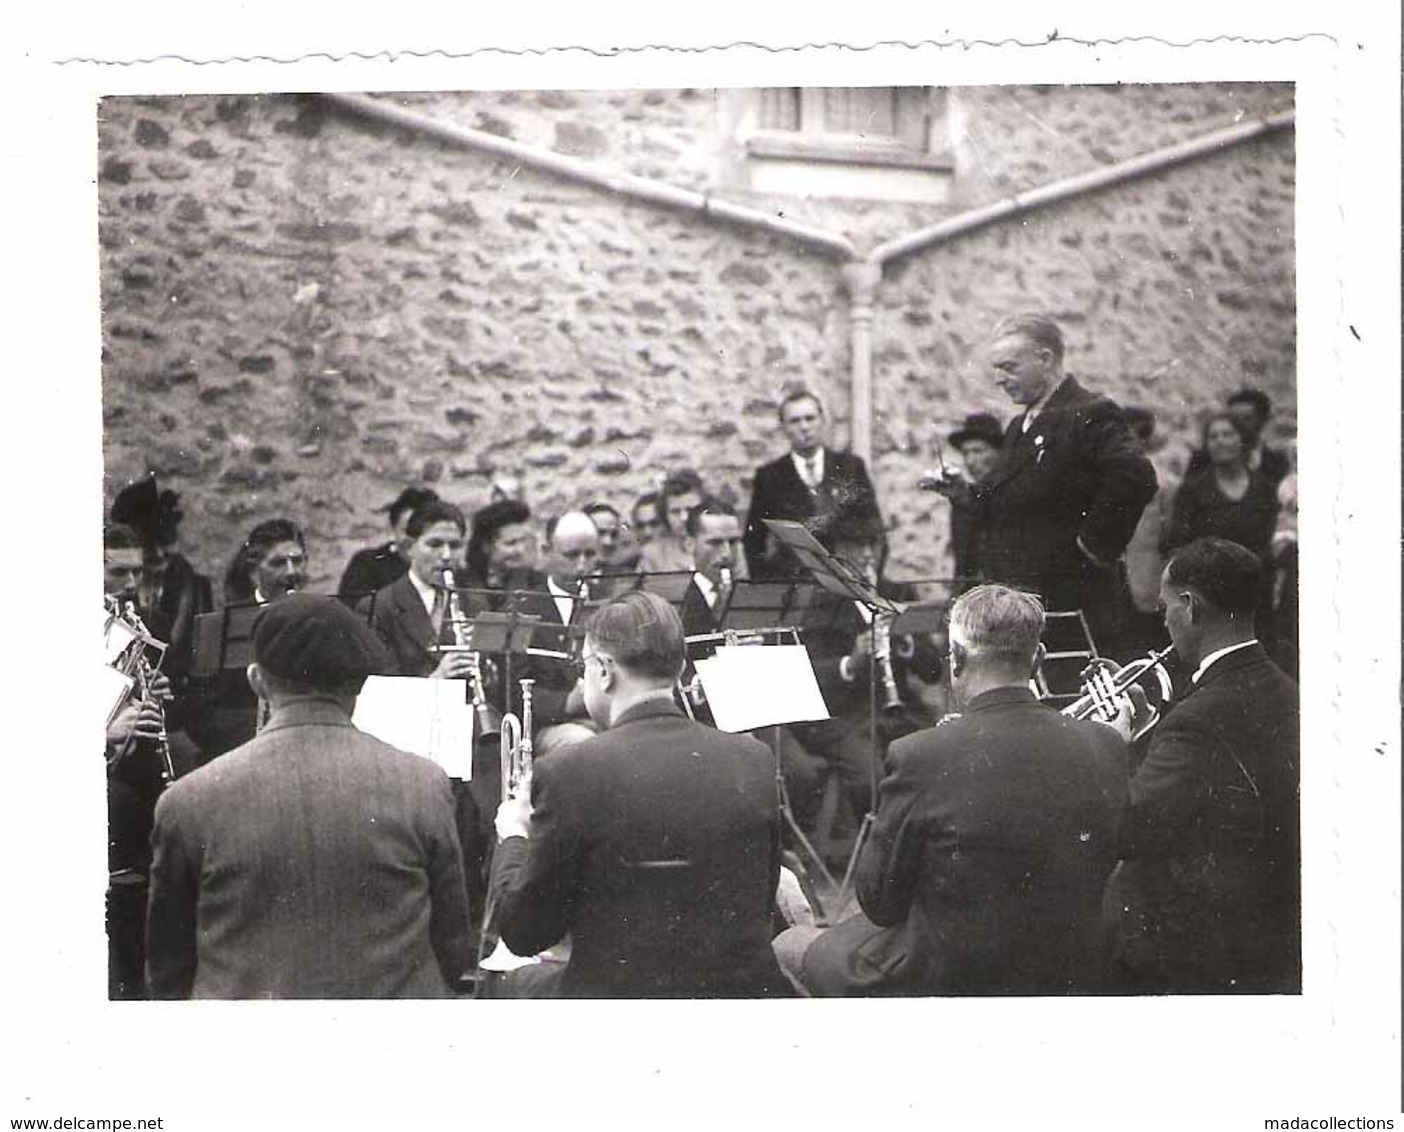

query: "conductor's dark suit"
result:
(801, 686), (1126, 995)
(743, 448), (881, 579)
(1105, 643), (1300, 992)
(146, 697), (472, 998)
(977, 378), (1157, 651)
(491, 699), (788, 997)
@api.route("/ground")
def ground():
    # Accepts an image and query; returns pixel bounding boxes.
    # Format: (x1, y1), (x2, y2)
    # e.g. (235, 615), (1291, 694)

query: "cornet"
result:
(1061, 644), (1175, 741)
(498, 678), (535, 804)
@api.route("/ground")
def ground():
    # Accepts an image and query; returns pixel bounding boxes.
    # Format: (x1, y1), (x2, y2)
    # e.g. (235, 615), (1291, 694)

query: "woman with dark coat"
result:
(1163, 412), (1280, 559)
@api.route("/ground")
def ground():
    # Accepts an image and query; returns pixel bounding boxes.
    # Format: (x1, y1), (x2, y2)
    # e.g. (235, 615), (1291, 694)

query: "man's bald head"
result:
(545, 510), (601, 588)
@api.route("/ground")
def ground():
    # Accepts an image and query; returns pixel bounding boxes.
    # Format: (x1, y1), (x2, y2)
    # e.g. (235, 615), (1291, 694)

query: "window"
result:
(719, 87), (953, 202)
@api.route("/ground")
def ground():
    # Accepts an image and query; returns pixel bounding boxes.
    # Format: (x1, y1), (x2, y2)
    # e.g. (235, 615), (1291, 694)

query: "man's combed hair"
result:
(1165, 538), (1264, 616)
(991, 312), (1065, 363)
(777, 385), (824, 422)
(404, 498), (466, 539)
(225, 518), (304, 601)
(684, 495), (737, 536)
(585, 590), (685, 683)
(948, 584), (1046, 666)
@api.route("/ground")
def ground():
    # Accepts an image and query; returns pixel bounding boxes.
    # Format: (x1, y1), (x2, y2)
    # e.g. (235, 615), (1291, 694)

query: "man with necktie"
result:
(743, 387), (881, 582)
(926, 313), (1157, 659)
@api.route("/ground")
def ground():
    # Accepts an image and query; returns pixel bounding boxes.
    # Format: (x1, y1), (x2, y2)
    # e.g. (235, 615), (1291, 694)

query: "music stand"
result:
(762, 519), (903, 905)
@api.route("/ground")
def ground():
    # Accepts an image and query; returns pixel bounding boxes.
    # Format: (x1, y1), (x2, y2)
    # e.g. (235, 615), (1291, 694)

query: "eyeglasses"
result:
(571, 650), (612, 679)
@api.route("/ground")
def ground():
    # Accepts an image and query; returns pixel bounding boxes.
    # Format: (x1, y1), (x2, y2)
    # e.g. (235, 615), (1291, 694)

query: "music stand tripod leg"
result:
(772, 723), (839, 910)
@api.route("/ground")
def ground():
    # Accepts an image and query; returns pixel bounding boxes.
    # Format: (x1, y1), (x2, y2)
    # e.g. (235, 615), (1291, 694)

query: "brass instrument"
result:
(105, 597), (174, 784)
(442, 569), (502, 738)
(477, 678), (539, 980)
(1060, 644), (1176, 740)
(498, 678), (535, 803)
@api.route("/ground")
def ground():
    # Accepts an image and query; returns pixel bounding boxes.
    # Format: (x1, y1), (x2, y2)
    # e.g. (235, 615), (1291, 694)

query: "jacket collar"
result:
(963, 684), (1043, 714)
(261, 695), (357, 734)
(610, 696), (685, 729)
(1183, 641), (1271, 696)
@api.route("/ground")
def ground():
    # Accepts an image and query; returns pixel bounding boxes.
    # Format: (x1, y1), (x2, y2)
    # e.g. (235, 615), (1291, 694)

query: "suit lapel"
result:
(391, 575), (436, 654)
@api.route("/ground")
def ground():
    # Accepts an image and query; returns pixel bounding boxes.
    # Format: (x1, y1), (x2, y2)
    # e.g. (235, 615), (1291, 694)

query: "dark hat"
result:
(111, 475), (183, 546)
(252, 593), (390, 689)
(949, 412), (1005, 450)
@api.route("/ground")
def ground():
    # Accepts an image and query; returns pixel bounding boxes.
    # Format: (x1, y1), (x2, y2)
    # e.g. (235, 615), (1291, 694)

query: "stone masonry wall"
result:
(99, 83), (1294, 591)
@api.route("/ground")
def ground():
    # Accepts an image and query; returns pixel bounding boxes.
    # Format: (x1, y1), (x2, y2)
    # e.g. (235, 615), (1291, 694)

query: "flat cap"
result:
(252, 593), (390, 687)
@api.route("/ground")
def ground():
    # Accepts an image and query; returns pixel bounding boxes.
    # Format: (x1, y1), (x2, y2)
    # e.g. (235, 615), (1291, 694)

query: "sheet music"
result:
(693, 644), (830, 732)
(352, 676), (475, 779)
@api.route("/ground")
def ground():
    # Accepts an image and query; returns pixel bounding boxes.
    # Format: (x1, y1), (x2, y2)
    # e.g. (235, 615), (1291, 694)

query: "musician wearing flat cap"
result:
(489, 590), (790, 997)
(146, 594), (472, 998)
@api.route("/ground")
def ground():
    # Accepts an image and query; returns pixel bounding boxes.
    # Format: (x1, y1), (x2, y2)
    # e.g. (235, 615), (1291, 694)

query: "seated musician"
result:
(109, 476), (214, 758)
(774, 584), (1126, 996)
(363, 498), (483, 680)
(361, 498), (494, 933)
(778, 508), (943, 847)
(104, 521), (173, 999)
(1104, 537), (1300, 993)
(489, 591), (791, 998)
(508, 511), (600, 737)
(673, 496), (742, 724)
(186, 518), (308, 762)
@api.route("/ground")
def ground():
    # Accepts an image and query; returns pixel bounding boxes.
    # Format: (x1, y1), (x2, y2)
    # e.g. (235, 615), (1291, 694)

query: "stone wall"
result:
(99, 83), (1295, 591)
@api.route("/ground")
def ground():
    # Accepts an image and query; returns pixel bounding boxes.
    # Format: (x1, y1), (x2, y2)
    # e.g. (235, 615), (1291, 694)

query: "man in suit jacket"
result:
(1104, 537), (1300, 993)
(743, 387), (881, 580)
(490, 591), (788, 997)
(364, 498), (484, 679)
(779, 584), (1126, 996)
(930, 314), (1157, 659)
(146, 594), (472, 998)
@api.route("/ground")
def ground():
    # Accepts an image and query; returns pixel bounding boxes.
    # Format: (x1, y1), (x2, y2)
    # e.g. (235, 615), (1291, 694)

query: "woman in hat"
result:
(946, 412), (1005, 586)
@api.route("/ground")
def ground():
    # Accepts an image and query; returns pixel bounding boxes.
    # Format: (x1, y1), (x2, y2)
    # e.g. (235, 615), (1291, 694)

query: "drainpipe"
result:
(318, 92), (859, 261)
(841, 262), (882, 466)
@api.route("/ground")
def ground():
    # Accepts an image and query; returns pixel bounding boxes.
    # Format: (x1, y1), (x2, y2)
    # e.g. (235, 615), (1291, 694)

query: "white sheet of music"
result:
(693, 644), (830, 733)
(351, 676), (475, 779)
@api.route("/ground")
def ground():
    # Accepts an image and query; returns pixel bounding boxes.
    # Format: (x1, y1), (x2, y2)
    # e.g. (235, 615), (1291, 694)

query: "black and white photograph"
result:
(6, 3), (1400, 1129)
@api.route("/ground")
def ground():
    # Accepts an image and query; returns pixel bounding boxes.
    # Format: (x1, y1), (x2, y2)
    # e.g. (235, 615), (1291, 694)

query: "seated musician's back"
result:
(490, 591), (789, 998)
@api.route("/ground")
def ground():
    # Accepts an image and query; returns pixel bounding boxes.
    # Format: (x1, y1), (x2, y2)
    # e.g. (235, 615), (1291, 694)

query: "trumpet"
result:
(1061, 644), (1176, 740)
(499, 678), (535, 804)
(442, 569), (502, 738)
